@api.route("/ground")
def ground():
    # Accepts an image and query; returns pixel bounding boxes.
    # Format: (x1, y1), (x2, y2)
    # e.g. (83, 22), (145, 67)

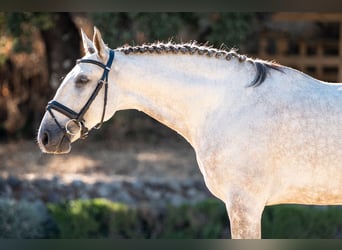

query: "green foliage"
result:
(91, 13), (188, 47)
(0, 198), (341, 239)
(129, 13), (185, 41)
(47, 198), (134, 238)
(262, 205), (342, 239)
(0, 199), (47, 238)
(205, 13), (252, 48)
(0, 12), (54, 53)
(4, 12), (54, 35)
(0, 36), (7, 65)
(47, 198), (228, 238)
(91, 13), (132, 47)
(91, 13), (254, 49)
(161, 198), (228, 238)
(47, 198), (342, 239)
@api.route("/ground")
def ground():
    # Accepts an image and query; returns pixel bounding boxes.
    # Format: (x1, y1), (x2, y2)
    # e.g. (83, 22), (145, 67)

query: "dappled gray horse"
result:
(37, 27), (342, 238)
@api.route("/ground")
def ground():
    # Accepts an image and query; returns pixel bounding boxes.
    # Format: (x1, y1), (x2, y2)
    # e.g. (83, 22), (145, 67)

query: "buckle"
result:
(98, 79), (108, 85)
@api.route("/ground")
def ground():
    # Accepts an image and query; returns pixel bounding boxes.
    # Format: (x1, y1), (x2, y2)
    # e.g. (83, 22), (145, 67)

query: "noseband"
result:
(46, 49), (115, 139)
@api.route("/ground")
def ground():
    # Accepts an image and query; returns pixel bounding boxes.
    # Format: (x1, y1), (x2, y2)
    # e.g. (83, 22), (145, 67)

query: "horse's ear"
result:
(93, 26), (108, 61)
(81, 28), (95, 54)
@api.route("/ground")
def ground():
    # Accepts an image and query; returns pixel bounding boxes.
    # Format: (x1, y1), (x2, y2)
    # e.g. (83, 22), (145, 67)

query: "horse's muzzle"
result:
(37, 123), (71, 154)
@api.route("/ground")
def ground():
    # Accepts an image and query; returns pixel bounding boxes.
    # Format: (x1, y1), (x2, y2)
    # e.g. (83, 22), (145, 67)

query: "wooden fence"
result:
(255, 13), (342, 83)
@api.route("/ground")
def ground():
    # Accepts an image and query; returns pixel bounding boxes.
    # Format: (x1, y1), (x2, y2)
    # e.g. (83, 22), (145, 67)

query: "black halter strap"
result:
(46, 49), (115, 139)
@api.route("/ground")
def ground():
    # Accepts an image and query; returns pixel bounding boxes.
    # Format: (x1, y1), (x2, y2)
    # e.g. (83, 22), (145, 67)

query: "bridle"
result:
(46, 49), (115, 139)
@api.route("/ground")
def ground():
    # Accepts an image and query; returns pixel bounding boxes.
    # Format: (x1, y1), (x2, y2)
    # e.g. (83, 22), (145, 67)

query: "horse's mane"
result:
(117, 42), (283, 87)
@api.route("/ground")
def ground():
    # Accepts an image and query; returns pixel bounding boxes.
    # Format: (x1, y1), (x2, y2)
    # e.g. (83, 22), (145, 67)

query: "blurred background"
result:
(0, 12), (342, 239)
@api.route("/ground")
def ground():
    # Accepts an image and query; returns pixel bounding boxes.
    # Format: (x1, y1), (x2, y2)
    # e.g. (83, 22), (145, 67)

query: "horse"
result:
(37, 27), (342, 239)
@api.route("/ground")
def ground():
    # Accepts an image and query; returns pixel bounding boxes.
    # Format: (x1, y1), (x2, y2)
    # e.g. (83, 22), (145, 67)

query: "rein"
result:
(46, 49), (115, 139)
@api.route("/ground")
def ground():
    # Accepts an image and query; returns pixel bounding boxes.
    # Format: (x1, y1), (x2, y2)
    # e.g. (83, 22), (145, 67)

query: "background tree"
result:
(0, 12), (80, 139)
(91, 13), (253, 49)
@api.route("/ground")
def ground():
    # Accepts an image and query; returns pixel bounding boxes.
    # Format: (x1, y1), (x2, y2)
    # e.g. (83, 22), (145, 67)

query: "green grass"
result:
(46, 198), (342, 239)
(1, 197), (341, 238)
(262, 205), (342, 238)
(47, 198), (229, 238)
(47, 198), (139, 238)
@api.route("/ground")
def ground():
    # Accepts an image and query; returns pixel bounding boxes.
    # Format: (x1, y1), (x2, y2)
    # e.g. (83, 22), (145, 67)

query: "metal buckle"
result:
(98, 79), (107, 85)
(65, 119), (82, 136)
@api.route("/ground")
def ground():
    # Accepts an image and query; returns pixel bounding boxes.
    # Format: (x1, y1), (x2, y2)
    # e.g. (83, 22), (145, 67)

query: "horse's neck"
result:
(110, 52), (253, 145)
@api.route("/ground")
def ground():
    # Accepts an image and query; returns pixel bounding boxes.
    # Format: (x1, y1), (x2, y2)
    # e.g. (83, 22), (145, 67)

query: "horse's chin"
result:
(54, 135), (72, 154)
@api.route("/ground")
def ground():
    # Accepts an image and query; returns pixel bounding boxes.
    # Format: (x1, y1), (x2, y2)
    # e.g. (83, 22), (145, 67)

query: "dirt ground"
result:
(0, 136), (202, 184)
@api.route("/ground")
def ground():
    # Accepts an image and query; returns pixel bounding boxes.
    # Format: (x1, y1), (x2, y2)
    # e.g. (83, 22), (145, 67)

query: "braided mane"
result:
(117, 42), (283, 87)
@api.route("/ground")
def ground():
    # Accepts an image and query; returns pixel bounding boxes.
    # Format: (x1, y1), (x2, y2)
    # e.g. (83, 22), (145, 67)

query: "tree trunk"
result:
(40, 13), (81, 91)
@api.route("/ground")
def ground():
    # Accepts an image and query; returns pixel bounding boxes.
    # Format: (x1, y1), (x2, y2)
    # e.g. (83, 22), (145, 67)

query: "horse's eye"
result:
(75, 75), (90, 86)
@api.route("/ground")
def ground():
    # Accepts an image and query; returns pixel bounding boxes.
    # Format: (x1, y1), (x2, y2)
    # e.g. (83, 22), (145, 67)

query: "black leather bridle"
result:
(46, 49), (115, 139)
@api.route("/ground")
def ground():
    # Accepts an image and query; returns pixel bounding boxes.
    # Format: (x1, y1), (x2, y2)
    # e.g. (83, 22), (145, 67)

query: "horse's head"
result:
(37, 27), (115, 154)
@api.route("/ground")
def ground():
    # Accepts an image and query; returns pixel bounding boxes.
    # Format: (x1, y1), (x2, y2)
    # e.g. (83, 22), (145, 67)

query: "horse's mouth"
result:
(52, 135), (71, 154)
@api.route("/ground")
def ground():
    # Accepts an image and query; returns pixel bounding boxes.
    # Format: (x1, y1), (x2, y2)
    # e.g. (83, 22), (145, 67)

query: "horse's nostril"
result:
(42, 132), (49, 146)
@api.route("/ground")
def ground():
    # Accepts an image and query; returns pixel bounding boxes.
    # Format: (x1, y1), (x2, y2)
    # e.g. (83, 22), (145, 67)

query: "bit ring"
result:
(65, 119), (82, 136)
